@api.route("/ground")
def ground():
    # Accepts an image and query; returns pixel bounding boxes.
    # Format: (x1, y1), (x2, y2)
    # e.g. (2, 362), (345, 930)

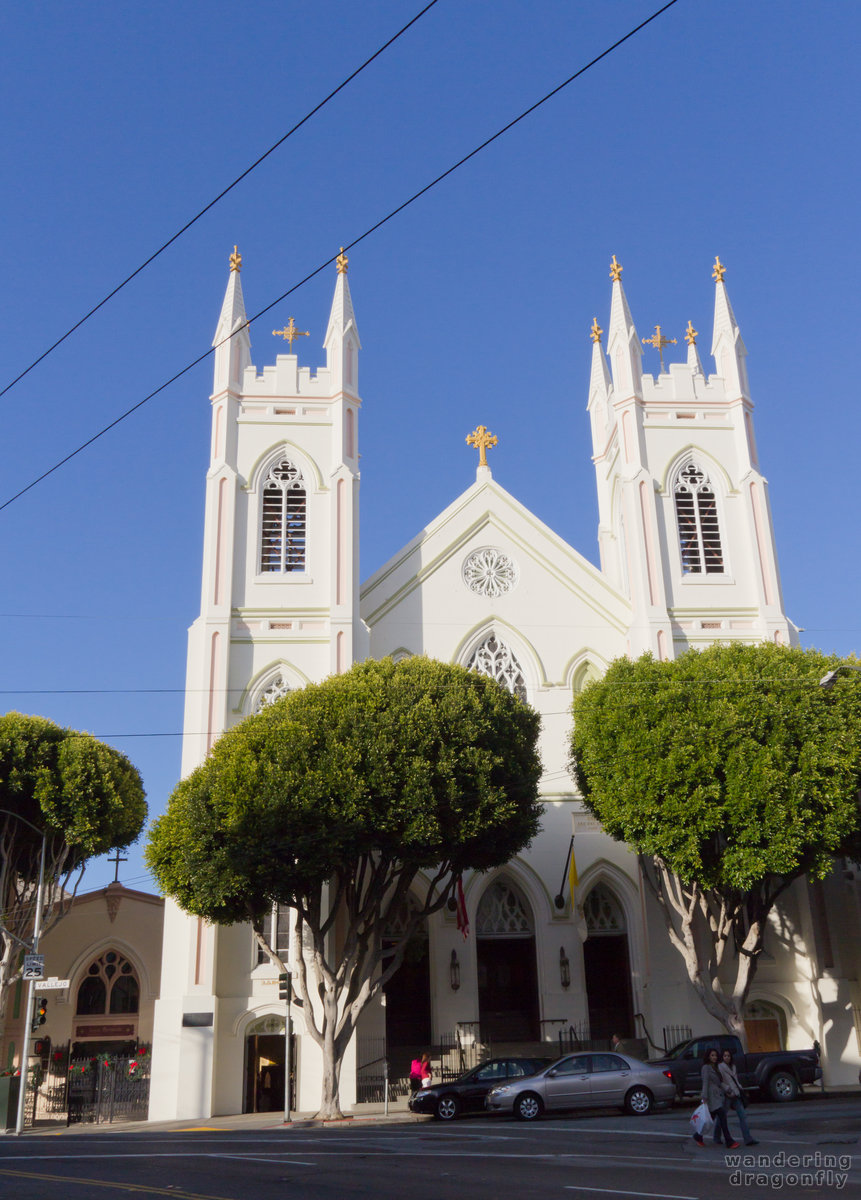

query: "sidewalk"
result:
(18, 1101), (431, 1137)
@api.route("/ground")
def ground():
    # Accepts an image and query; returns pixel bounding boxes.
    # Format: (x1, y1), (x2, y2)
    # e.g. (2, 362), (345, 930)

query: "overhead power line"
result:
(0, 0), (442, 402)
(0, 0), (681, 516)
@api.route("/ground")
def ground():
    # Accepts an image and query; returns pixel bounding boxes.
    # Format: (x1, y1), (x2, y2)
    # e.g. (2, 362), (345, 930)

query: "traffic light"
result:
(278, 972), (291, 1002)
(31, 997), (48, 1032)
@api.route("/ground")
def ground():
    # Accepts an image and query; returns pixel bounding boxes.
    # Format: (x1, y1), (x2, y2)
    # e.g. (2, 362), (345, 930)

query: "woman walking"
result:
(719, 1048), (758, 1146)
(693, 1047), (739, 1148)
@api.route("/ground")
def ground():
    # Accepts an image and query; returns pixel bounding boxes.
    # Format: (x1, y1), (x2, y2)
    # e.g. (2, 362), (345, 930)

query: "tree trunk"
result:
(316, 992), (343, 1120)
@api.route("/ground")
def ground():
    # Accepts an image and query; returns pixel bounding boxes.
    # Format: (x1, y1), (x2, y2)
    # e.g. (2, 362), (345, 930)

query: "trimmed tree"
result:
(569, 642), (861, 1043)
(0, 712), (147, 1025)
(147, 655), (542, 1118)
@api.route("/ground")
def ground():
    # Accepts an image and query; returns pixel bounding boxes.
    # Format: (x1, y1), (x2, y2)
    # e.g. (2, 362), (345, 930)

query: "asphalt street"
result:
(0, 1095), (858, 1200)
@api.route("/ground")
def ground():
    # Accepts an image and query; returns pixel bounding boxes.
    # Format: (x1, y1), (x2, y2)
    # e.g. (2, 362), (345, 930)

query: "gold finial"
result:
(229, 245), (242, 273)
(273, 317), (310, 351)
(466, 424), (498, 468)
(642, 324), (677, 372)
(590, 317), (603, 344)
(684, 320), (698, 346)
(609, 255), (623, 282)
(336, 246), (349, 274)
(712, 255), (726, 283)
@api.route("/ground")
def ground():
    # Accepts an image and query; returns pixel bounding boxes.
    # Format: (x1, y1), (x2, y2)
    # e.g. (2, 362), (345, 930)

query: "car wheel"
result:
(514, 1093), (543, 1122)
(769, 1071), (799, 1102)
(624, 1086), (653, 1116)
(435, 1094), (461, 1122)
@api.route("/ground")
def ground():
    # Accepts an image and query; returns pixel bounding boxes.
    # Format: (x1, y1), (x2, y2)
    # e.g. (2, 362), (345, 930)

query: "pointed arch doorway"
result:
(582, 883), (634, 1041)
(381, 900), (431, 1058)
(476, 878), (539, 1041)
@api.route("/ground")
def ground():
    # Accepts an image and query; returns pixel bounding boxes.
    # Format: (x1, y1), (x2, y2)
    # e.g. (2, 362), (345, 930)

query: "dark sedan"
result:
(408, 1057), (553, 1121)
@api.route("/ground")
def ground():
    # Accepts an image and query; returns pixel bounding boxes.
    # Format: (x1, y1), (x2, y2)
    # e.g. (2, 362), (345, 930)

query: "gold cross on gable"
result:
(336, 246), (349, 274)
(712, 255), (727, 283)
(273, 317), (310, 350)
(229, 245), (242, 272)
(684, 320), (698, 346)
(609, 255), (623, 282)
(590, 317), (603, 344)
(642, 325), (677, 371)
(466, 424), (498, 468)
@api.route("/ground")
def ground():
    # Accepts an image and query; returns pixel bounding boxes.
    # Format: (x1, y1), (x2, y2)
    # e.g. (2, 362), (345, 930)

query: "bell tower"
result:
(149, 248), (364, 1121)
(589, 256), (796, 657)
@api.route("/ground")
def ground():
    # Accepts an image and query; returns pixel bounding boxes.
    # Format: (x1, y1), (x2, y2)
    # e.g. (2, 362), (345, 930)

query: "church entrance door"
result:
(476, 879), (539, 1042)
(582, 884), (634, 1042)
(243, 1016), (293, 1114)
(381, 904), (431, 1080)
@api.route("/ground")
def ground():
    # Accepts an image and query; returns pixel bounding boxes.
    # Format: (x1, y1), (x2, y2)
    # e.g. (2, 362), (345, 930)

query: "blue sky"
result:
(2, 1), (858, 892)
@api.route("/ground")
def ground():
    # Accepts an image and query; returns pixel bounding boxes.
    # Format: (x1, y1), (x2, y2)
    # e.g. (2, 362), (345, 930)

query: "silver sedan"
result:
(485, 1051), (676, 1120)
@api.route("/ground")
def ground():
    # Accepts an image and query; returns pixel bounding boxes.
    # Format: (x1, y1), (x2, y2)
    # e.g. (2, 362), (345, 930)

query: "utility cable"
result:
(0, 0), (681, 515)
(0, 0), (442, 402)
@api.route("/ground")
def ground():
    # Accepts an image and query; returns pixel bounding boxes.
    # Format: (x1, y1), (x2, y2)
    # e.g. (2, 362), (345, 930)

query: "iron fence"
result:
(26, 1044), (151, 1126)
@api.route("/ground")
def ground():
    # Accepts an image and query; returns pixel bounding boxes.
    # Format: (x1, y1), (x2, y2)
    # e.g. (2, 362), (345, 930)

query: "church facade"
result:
(148, 253), (861, 1120)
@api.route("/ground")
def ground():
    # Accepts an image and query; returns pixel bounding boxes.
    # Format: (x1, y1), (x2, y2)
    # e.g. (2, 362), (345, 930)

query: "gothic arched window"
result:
(674, 463), (723, 575)
(466, 633), (527, 701)
(75, 951), (139, 1015)
(254, 673), (290, 713)
(476, 879), (534, 936)
(261, 459), (306, 573)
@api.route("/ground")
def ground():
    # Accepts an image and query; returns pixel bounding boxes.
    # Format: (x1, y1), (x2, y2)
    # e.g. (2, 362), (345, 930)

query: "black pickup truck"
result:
(649, 1033), (820, 1102)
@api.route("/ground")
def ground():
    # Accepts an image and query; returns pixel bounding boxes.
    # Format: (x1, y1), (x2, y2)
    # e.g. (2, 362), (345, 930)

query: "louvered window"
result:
(260, 460), (306, 572)
(674, 464), (723, 575)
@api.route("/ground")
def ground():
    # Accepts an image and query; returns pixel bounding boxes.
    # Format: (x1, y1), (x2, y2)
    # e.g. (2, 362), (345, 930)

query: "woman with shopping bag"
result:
(692, 1048), (739, 1148)
(719, 1048), (759, 1146)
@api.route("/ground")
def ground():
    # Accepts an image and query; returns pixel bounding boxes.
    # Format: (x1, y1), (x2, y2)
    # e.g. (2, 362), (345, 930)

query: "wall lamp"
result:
(559, 947), (571, 989)
(450, 949), (461, 991)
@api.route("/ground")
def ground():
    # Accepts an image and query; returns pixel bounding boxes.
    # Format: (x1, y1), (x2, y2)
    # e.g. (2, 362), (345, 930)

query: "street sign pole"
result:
(285, 971), (293, 1124)
(15, 833), (46, 1136)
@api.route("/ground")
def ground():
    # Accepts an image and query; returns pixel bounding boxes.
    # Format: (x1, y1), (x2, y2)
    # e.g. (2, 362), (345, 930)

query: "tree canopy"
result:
(147, 655), (543, 1117)
(0, 712), (147, 1024)
(570, 642), (861, 1039)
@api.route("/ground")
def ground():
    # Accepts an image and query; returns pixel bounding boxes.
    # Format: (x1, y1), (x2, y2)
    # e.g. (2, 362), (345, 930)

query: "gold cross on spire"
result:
(336, 246), (349, 274)
(609, 255), (623, 282)
(229, 245), (242, 272)
(590, 317), (603, 344)
(684, 320), (698, 346)
(642, 325), (677, 371)
(712, 255), (727, 283)
(466, 424), (498, 468)
(273, 317), (310, 350)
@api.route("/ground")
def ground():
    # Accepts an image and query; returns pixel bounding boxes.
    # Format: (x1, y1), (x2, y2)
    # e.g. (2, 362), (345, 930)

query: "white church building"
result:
(148, 252), (861, 1120)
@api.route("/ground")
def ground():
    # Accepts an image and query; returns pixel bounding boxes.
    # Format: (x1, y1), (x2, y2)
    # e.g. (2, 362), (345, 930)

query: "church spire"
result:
(212, 246), (251, 392)
(605, 255), (642, 399)
(587, 317), (611, 406)
(684, 319), (704, 375)
(324, 248), (361, 395)
(709, 256), (749, 398)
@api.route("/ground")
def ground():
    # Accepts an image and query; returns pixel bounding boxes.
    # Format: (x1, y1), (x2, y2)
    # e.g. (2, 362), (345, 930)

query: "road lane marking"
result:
(565, 1189), (698, 1199)
(0, 1168), (233, 1200)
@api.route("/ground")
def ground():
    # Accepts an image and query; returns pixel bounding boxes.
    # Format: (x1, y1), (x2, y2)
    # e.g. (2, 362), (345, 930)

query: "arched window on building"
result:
(254, 673), (291, 713)
(466, 633), (527, 701)
(75, 950), (139, 1016)
(674, 463), (723, 575)
(260, 459), (306, 572)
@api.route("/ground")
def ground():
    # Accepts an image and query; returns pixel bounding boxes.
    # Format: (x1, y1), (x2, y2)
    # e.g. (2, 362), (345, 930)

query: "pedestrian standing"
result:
(692, 1047), (739, 1148)
(409, 1056), (423, 1094)
(719, 1048), (758, 1146)
(419, 1052), (433, 1088)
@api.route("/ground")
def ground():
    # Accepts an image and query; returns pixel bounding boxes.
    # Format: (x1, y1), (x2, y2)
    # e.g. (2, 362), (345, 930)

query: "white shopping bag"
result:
(690, 1101), (714, 1137)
